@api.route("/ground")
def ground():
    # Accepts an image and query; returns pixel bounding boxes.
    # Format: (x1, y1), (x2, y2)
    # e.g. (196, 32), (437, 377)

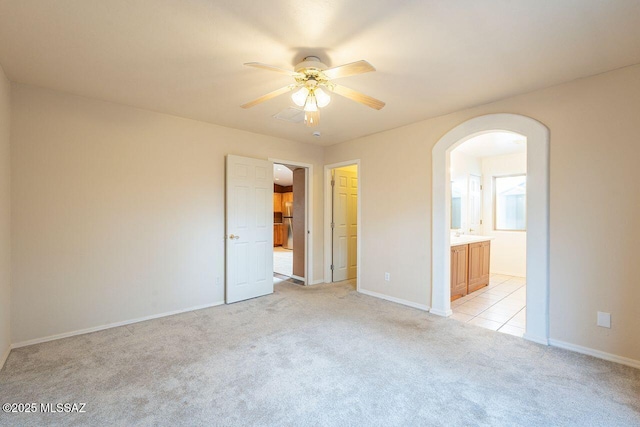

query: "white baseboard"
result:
(523, 333), (549, 346)
(549, 338), (640, 370)
(11, 301), (225, 349)
(290, 274), (305, 282)
(0, 344), (10, 370)
(430, 307), (453, 317)
(311, 279), (324, 285)
(492, 270), (526, 278)
(359, 289), (430, 312)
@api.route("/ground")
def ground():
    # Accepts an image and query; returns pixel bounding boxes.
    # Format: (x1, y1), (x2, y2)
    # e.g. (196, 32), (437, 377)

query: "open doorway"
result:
(272, 161), (311, 286)
(449, 132), (528, 337)
(324, 161), (360, 289)
(431, 113), (549, 345)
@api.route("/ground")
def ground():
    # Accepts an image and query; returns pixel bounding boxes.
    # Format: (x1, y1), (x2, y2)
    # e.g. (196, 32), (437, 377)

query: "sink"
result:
(450, 235), (494, 246)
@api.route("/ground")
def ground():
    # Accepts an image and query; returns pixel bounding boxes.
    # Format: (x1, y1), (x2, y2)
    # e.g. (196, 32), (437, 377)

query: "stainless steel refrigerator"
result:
(283, 201), (293, 250)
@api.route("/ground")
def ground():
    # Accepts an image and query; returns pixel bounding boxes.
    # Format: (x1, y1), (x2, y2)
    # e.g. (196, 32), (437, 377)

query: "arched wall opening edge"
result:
(430, 113), (550, 345)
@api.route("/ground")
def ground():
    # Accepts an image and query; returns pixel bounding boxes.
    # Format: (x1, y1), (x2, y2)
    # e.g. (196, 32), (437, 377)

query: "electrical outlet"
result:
(597, 311), (611, 328)
(384, 272), (390, 281)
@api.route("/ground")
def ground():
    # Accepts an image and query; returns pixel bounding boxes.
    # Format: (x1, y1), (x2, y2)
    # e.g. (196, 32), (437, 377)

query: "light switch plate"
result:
(597, 311), (611, 328)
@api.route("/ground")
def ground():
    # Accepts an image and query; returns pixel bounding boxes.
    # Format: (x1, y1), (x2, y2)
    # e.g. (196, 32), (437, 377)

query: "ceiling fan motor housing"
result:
(294, 56), (328, 74)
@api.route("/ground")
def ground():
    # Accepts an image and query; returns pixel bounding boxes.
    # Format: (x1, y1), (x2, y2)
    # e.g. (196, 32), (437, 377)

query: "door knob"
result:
(229, 234), (240, 240)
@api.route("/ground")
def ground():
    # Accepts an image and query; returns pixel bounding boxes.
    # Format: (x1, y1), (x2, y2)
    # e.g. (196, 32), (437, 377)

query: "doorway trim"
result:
(269, 158), (313, 285)
(431, 114), (550, 345)
(324, 159), (361, 292)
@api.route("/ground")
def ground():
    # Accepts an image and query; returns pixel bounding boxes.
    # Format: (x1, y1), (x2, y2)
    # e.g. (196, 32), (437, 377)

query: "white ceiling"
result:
(274, 164), (293, 186)
(1, 1), (639, 146)
(454, 132), (526, 158)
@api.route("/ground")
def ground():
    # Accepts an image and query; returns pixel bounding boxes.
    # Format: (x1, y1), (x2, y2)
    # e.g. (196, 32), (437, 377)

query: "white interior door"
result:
(332, 168), (358, 281)
(226, 155), (273, 303)
(469, 174), (482, 234)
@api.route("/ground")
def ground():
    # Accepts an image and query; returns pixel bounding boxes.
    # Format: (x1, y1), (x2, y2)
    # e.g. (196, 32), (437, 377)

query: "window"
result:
(494, 175), (526, 231)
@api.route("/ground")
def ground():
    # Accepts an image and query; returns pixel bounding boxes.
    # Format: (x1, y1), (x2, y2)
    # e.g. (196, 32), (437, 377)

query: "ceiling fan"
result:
(241, 56), (385, 127)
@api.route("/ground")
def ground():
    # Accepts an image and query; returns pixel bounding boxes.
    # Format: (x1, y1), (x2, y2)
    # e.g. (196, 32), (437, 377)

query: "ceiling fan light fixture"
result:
(241, 58), (385, 126)
(314, 88), (330, 108)
(304, 110), (320, 127)
(291, 87), (309, 107)
(303, 95), (318, 112)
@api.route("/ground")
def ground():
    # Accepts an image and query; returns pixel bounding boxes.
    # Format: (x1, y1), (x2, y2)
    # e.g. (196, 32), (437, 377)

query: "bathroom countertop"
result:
(450, 235), (494, 246)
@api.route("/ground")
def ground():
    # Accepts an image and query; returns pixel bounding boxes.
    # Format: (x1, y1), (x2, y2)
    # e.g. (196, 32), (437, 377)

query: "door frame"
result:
(431, 114), (550, 345)
(324, 160), (361, 292)
(269, 158), (313, 285)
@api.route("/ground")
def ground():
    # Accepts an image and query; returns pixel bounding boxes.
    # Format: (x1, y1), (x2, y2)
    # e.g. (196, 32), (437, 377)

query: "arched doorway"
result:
(431, 114), (550, 345)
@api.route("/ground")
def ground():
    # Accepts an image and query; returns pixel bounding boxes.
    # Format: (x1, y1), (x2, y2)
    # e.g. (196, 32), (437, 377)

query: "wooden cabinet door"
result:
(450, 244), (468, 301)
(468, 241), (490, 293)
(273, 224), (283, 246)
(273, 193), (282, 213)
(274, 224), (284, 246)
(468, 242), (482, 288)
(273, 224), (278, 246)
(480, 241), (491, 284)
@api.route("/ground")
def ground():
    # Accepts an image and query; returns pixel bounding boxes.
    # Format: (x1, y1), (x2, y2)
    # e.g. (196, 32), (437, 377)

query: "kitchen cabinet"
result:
(450, 239), (491, 301)
(468, 241), (490, 293)
(273, 193), (282, 213)
(273, 224), (283, 246)
(450, 244), (469, 301)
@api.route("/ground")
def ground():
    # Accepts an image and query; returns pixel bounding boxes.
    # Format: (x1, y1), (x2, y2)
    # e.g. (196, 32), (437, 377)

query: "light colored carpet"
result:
(1, 280), (639, 426)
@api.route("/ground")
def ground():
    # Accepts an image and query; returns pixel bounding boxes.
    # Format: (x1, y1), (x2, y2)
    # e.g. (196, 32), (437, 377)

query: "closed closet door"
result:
(332, 169), (357, 281)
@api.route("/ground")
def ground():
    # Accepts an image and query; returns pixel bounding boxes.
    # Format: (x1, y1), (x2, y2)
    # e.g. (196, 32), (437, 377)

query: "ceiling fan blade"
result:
(323, 60), (376, 80)
(241, 86), (292, 109)
(331, 84), (385, 110)
(244, 62), (302, 77)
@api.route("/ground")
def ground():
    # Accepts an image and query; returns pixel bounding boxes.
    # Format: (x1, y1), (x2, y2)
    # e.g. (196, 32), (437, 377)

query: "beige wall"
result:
(0, 65), (10, 364)
(324, 64), (640, 362)
(10, 84), (325, 344)
(7, 64), (640, 363)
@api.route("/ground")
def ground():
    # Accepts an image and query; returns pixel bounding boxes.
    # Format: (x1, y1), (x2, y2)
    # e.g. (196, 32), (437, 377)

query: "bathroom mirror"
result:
(451, 181), (462, 230)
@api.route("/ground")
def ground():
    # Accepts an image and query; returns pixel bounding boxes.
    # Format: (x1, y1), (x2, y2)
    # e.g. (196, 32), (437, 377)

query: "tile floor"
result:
(273, 273), (305, 286)
(451, 274), (526, 337)
(274, 246), (293, 277)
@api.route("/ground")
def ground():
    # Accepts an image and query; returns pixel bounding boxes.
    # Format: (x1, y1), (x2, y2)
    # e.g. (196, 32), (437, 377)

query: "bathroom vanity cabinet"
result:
(450, 238), (491, 301)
